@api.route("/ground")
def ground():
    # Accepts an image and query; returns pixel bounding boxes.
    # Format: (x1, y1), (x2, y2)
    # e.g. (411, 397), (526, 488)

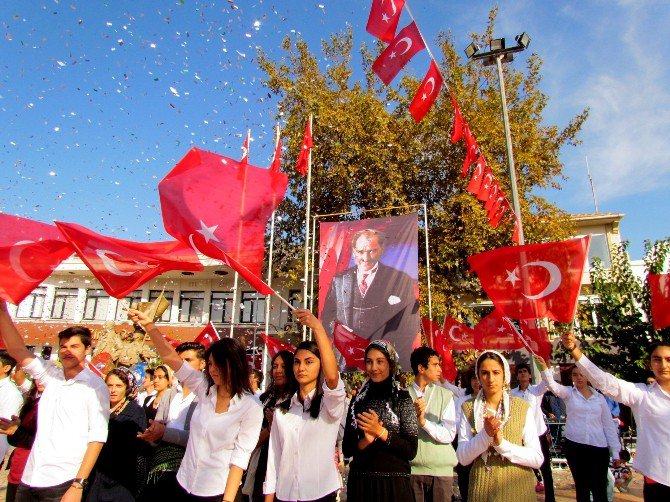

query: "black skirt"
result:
(346, 470), (413, 502)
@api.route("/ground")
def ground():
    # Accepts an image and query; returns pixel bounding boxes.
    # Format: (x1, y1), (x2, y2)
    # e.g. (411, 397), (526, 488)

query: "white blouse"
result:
(264, 377), (346, 501)
(541, 368), (620, 458)
(174, 362), (263, 497)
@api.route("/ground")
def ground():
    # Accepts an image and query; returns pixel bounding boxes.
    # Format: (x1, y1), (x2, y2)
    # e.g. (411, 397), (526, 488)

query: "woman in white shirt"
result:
(263, 309), (345, 502)
(536, 356), (620, 502)
(129, 308), (263, 502)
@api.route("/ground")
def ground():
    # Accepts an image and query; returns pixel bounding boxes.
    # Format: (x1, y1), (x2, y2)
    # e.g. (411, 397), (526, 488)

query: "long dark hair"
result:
(204, 338), (252, 397)
(279, 341), (323, 419)
(260, 350), (298, 406)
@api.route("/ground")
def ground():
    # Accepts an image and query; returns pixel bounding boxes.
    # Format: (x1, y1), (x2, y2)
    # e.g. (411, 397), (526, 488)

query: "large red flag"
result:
(461, 125), (479, 177)
(159, 148), (287, 295)
(55, 221), (203, 299)
(193, 322), (221, 349)
(270, 137), (282, 174)
(649, 274), (670, 330)
(372, 22), (426, 86)
(420, 318), (457, 381)
(0, 214), (73, 305)
(296, 121), (312, 176)
(474, 310), (524, 351)
(442, 315), (479, 350)
(333, 322), (369, 371)
(450, 96), (465, 144)
(468, 236), (591, 322)
(260, 333), (295, 358)
(467, 156), (486, 195)
(409, 60), (443, 122)
(366, 0), (406, 43)
(518, 319), (552, 360)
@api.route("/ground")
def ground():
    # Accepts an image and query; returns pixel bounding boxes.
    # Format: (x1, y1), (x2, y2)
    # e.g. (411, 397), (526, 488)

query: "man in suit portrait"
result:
(321, 228), (419, 367)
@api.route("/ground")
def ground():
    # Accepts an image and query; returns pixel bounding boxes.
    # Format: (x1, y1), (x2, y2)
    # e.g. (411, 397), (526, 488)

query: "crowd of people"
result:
(0, 299), (668, 502)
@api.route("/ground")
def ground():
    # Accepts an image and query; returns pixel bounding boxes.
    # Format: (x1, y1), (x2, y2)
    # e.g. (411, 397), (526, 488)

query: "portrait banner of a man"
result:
(318, 213), (420, 369)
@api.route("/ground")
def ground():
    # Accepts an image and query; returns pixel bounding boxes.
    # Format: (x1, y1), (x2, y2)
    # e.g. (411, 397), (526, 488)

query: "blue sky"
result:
(1, 1), (668, 260)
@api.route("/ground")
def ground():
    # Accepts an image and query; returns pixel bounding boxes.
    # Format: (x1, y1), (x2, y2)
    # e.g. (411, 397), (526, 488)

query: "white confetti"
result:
(169, 86), (180, 97)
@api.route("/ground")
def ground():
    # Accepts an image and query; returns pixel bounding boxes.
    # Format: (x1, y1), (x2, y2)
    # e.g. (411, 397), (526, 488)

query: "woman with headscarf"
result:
(456, 350), (543, 502)
(342, 340), (418, 502)
(88, 367), (148, 501)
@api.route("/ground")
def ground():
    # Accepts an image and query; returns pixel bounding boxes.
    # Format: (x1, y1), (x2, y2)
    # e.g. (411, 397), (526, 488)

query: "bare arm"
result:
(62, 441), (105, 502)
(223, 465), (244, 502)
(294, 309), (339, 389)
(0, 300), (35, 367)
(127, 308), (182, 372)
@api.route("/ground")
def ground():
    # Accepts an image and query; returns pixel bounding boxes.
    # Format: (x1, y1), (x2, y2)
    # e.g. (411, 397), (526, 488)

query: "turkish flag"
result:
(420, 318), (457, 381)
(366, 0), (405, 43)
(518, 319), (552, 360)
(0, 214), (73, 305)
(270, 137), (282, 174)
(468, 236), (591, 322)
(489, 200), (510, 229)
(461, 125), (479, 177)
(473, 310), (524, 351)
(450, 96), (465, 144)
(55, 221), (204, 299)
(649, 274), (670, 329)
(467, 156), (486, 195)
(487, 192), (505, 220)
(159, 148), (287, 295)
(260, 333), (295, 358)
(240, 131), (250, 167)
(477, 168), (494, 202)
(163, 335), (181, 349)
(442, 315), (478, 350)
(484, 182), (500, 212)
(409, 60), (443, 122)
(296, 120), (313, 176)
(194, 322), (221, 349)
(512, 217), (521, 244)
(333, 322), (369, 371)
(372, 22), (426, 86)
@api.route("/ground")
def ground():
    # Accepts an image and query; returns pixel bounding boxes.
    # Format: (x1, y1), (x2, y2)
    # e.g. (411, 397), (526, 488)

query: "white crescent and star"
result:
(448, 325), (465, 343)
(96, 250), (135, 277)
(382, 0), (398, 16)
(521, 261), (562, 299)
(423, 77), (436, 97)
(240, 146), (248, 159)
(9, 240), (41, 282)
(394, 37), (413, 57)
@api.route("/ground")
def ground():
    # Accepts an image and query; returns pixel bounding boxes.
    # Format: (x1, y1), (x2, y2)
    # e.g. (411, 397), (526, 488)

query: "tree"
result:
(258, 8), (586, 320)
(577, 239), (670, 382)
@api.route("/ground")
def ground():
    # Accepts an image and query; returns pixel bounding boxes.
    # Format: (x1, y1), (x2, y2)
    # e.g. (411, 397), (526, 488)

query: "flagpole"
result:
(302, 114), (313, 342)
(229, 272), (239, 338)
(309, 214), (317, 313)
(422, 204), (433, 331)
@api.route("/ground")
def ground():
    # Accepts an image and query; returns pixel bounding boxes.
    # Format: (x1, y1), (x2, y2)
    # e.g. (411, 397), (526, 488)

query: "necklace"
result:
(111, 398), (128, 416)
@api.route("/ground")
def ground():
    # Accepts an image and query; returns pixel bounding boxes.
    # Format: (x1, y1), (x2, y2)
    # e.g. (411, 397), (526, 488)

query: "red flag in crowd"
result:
(512, 217), (521, 244)
(484, 182), (500, 212)
(461, 125), (479, 177)
(450, 96), (465, 144)
(420, 318), (457, 381)
(240, 130), (250, 167)
(442, 315), (479, 350)
(372, 22), (426, 85)
(409, 60), (443, 122)
(333, 322), (369, 371)
(467, 156), (486, 195)
(193, 322), (221, 349)
(474, 310), (524, 351)
(518, 319), (552, 360)
(649, 274), (670, 330)
(55, 221), (203, 299)
(366, 0), (406, 43)
(489, 200), (510, 229)
(468, 236), (591, 322)
(88, 352), (113, 378)
(487, 192), (505, 220)
(477, 168), (494, 202)
(163, 335), (181, 349)
(260, 333), (295, 358)
(296, 120), (313, 176)
(0, 214), (73, 305)
(270, 137), (282, 174)
(159, 148), (287, 295)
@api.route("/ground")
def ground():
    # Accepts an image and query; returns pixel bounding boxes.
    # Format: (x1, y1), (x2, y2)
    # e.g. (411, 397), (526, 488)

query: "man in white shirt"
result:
(0, 351), (24, 467)
(408, 346), (458, 502)
(0, 300), (109, 502)
(511, 362), (554, 501)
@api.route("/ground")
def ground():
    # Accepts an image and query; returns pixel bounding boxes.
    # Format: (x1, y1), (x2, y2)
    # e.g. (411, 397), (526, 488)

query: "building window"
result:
(210, 292), (234, 323)
(51, 288), (79, 320)
(179, 291), (204, 323)
(83, 290), (110, 320)
(588, 233), (612, 269)
(149, 290), (174, 322)
(16, 287), (47, 319)
(240, 291), (265, 324)
(289, 289), (303, 310)
(115, 290), (144, 320)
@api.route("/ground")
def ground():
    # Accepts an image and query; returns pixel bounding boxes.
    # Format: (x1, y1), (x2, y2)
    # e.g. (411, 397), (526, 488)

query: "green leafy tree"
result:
(258, 8), (586, 320)
(577, 239), (670, 382)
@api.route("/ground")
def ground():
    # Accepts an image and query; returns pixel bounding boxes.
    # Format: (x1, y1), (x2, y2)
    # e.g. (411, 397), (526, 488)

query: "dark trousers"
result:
(6, 483), (19, 502)
(411, 474), (453, 502)
(277, 491), (338, 502)
(564, 438), (609, 502)
(455, 463), (472, 502)
(539, 432), (555, 502)
(172, 480), (223, 502)
(644, 479), (670, 502)
(15, 480), (73, 502)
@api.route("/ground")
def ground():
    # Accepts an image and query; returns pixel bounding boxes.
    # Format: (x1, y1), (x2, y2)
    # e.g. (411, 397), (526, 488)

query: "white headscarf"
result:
(472, 350), (512, 434)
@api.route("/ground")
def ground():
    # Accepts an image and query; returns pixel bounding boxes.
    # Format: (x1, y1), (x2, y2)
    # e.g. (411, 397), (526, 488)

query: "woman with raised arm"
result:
(342, 340), (418, 502)
(535, 356), (619, 502)
(456, 350), (543, 502)
(561, 331), (670, 501)
(127, 308), (263, 502)
(263, 309), (345, 502)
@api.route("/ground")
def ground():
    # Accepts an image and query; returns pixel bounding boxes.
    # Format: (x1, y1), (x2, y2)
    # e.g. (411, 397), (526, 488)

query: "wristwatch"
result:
(72, 478), (88, 490)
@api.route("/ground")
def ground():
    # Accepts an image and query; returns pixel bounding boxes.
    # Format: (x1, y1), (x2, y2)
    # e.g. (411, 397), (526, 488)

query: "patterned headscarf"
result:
(107, 366), (138, 398)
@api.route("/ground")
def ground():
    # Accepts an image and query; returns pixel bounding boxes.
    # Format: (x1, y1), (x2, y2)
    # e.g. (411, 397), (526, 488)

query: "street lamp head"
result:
(515, 32), (531, 49)
(464, 42), (480, 59)
(490, 38), (505, 52)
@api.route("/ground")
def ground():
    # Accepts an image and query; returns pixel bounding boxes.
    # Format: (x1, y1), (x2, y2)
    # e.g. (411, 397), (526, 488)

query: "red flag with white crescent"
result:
(473, 310), (524, 351)
(55, 221), (203, 299)
(0, 214), (73, 305)
(193, 322), (221, 349)
(296, 121), (313, 176)
(409, 60), (443, 122)
(450, 96), (465, 144)
(270, 137), (282, 174)
(260, 333), (295, 358)
(461, 125), (479, 177)
(649, 274), (670, 330)
(366, 0), (406, 43)
(468, 236), (591, 322)
(372, 22), (426, 86)
(333, 322), (369, 371)
(420, 318), (457, 381)
(442, 315), (478, 351)
(240, 130), (250, 167)
(467, 156), (486, 195)
(518, 319), (553, 360)
(477, 168), (494, 202)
